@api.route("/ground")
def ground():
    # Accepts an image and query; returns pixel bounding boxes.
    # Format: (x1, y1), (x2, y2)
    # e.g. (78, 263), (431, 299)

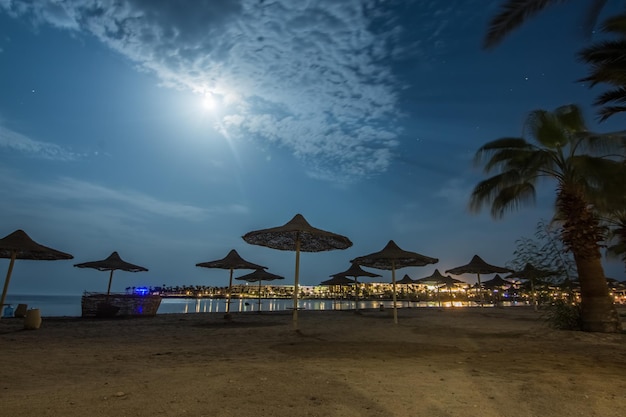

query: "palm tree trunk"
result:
(559, 187), (622, 333)
(573, 254), (621, 332)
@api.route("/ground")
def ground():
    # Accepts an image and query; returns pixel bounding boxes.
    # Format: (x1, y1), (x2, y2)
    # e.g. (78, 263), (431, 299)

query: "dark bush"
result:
(542, 300), (582, 330)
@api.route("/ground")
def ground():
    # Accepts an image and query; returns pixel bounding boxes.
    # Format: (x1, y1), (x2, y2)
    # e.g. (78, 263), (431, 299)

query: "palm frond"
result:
(525, 109), (570, 147)
(606, 241), (626, 264)
(598, 105), (626, 122)
(476, 137), (529, 152)
(469, 171), (526, 213)
(594, 87), (626, 105)
(490, 183), (537, 218)
(604, 212), (626, 265)
(483, 148), (537, 173)
(578, 40), (626, 66)
(580, 63), (626, 87)
(483, 0), (568, 49)
(573, 129), (626, 155)
(569, 155), (622, 188)
(473, 137), (531, 167)
(554, 104), (587, 132)
(517, 148), (560, 177)
(470, 103), (622, 230)
(600, 13), (626, 35)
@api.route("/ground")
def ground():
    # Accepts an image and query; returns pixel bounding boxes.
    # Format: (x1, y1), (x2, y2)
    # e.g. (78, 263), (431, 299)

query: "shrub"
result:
(543, 300), (582, 330)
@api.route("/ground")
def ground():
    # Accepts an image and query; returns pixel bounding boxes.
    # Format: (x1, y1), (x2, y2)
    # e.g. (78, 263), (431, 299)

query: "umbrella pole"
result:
(476, 273), (483, 307)
(391, 260), (398, 324)
(437, 285), (441, 307)
(0, 251), (17, 320)
(106, 270), (115, 298)
(292, 235), (301, 330)
(258, 280), (262, 312)
(449, 285), (454, 308)
(226, 268), (233, 315)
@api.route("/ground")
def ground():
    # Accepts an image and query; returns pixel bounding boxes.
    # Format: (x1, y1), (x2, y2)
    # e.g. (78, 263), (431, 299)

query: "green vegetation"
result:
(470, 104), (625, 332)
(542, 300), (582, 330)
(508, 219), (576, 283)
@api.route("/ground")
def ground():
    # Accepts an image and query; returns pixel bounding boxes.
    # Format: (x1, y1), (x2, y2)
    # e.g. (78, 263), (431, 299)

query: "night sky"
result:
(1, 0), (624, 295)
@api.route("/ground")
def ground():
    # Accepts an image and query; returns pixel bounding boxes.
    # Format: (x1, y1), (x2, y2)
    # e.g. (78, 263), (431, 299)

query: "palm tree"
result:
(484, 0), (610, 49)
(605, 212), (626, 268)
(593, 162), (626, 269)
(469, 104), (625, 333)
(578, 14), (626, 121)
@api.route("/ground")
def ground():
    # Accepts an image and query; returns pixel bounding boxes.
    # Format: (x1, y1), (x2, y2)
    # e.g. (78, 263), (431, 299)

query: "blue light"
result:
(134, 287), (149, 296)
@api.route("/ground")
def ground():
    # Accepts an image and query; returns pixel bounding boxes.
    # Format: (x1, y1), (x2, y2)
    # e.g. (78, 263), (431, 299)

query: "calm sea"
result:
(2, 294), (513, 317)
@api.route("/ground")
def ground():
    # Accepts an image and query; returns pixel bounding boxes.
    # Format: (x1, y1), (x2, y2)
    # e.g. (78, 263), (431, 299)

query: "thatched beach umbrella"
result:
(506, 263), (559, 310)
(445, 255), (512, 306)
(235, 268), (284, 312)
(414, 269), (465, 306)
(397, 274), (414, 284)
(197, 249), (266, 318)
(414, 269), (465, 287)
(396, 274), (416, 308)
(242, 213), (352, 330)
(320, 276), (356, 286)
(351, 240), (438, 324)
(482, 274), (512, 289)
(74, 251), (148, 296)
(482, 274), (513, 305)
(329, 262), (381, 310)
(0, 229), (73, 319)
(320, 275), (356, 310)
(320, 275), (356, 307)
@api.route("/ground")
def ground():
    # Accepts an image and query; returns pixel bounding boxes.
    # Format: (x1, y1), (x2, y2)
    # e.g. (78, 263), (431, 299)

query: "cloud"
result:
(435, 178), (472, 207)
(1, 0), (485, 181)
(32, 177), (243, 221)
(0, 173), (247, 223)
(0, 126), (78, 160)
(0, 0), (434, 181)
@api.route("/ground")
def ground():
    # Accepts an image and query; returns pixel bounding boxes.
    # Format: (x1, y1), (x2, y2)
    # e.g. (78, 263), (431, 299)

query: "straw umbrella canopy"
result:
(0, 229), (73, 319)
(329, 262), (381, 309)
(482, 274), (512, 289)
(445, 255), (512, 306)
(414, 269), (465, 306)
(235, 268), (284, 312)
(320, 275), (355, 310)
(74, 251), (148, 296)
(196, 249), (266, 317)
(351, 240), (438, 324)
(396, 274), (416, 307)
(320, 276), (356, 286)
(414, 269), (465, 287)
(482, 274), (513, 306)
(397, 274), (415, 284)
(506, 263), (559, 310)
(242, 213), (352, 330)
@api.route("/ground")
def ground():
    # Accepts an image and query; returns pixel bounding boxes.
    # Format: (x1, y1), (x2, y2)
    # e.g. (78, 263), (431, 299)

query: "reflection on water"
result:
(2, 294), (527, 317)
(159, 297), (526, 314)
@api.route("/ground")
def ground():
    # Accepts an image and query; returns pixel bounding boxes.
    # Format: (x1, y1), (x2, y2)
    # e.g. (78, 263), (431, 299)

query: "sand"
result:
(1, 306), (625, 417)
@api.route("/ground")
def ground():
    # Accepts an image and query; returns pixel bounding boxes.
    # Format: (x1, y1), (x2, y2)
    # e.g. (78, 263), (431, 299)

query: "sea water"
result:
(2, 294), (505, 317)
(3, 294), (82, 317)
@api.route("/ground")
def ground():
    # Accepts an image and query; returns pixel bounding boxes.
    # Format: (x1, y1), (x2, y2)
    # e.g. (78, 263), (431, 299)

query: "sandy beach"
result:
(1, 306), (625, 417)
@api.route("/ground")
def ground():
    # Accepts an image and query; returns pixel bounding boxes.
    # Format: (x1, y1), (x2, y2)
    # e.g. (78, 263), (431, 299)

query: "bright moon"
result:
(202, 92), (217, 111)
